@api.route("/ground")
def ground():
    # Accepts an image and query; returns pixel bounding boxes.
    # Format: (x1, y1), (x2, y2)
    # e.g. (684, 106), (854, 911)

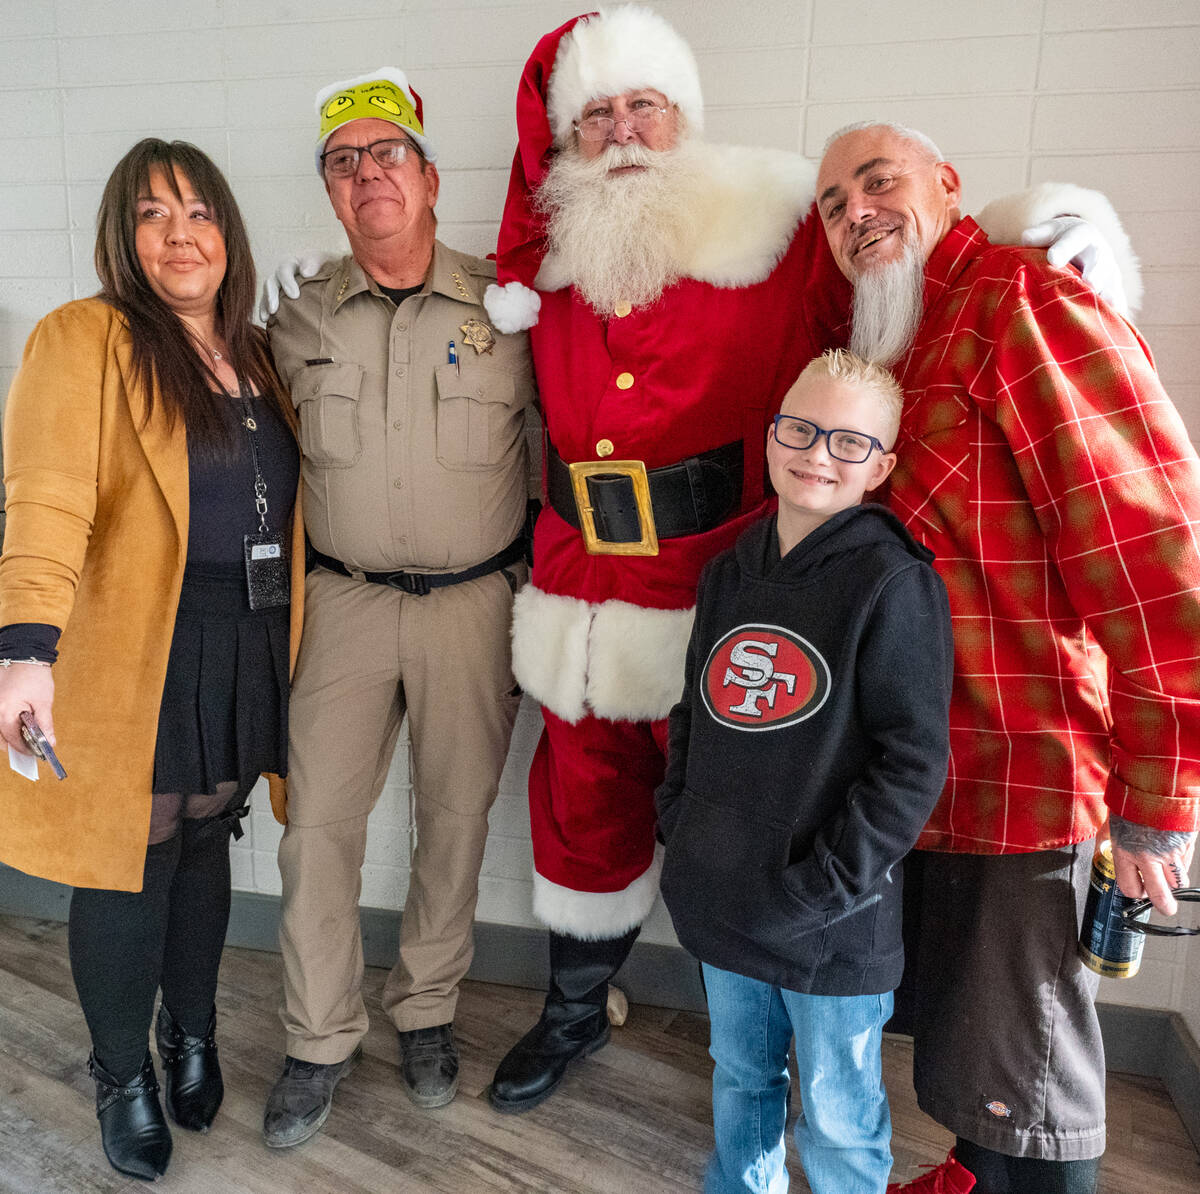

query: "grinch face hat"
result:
(483, 6), (704, 334)
(314, 67), (437, 174)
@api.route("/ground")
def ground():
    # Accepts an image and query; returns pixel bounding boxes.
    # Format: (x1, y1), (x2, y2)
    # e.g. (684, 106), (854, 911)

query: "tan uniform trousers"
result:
(277, 562), (523, 1063)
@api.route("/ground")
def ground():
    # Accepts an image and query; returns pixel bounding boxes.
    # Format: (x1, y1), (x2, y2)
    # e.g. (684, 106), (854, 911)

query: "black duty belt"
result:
(310, 535), (526, 596)
(547, 439), (745, 556)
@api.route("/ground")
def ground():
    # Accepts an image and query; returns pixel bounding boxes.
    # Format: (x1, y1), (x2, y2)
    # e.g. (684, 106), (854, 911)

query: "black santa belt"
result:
(547, 439), (746, 556)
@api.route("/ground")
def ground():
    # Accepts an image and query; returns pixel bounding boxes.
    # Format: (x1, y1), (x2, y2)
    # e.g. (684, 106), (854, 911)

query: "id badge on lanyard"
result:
(245, 530), (288, 609)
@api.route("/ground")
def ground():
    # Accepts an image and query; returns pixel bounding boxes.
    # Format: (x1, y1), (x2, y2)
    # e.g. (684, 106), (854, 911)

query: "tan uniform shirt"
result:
(269, 241), (535, 573)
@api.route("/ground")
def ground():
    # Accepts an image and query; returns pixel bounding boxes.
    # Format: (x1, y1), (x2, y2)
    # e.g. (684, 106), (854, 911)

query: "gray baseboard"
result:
(2, 864), (1196, 1151)
(0, 865), (708, 1012)
(1092, 1002), (1200, 1153)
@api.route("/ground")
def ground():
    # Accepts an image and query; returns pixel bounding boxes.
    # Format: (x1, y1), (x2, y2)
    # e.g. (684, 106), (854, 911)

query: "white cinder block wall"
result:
(2, 0), (1198, 1030)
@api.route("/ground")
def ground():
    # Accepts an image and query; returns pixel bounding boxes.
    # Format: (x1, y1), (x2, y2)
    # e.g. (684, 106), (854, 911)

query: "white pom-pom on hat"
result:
(484, 280), (543, 334)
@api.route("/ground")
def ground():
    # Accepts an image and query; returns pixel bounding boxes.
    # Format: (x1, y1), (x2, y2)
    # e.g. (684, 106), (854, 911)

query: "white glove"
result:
(257, 253), (330, 323)
(1021, 216), (1127, 315)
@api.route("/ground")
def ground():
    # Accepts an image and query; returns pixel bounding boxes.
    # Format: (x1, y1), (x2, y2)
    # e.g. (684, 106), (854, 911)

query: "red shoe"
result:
(887, 1148), (977, 1192)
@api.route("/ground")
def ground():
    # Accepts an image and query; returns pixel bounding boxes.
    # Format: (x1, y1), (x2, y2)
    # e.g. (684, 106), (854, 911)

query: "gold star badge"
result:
(459, 318), (496, 355)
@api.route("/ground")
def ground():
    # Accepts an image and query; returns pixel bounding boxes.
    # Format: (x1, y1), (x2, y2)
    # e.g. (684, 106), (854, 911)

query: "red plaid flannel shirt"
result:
(889, 217), (1200, 854)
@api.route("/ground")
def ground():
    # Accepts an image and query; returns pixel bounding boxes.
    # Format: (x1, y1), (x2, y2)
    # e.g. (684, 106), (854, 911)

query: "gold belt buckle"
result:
(567, 460), (660, 556)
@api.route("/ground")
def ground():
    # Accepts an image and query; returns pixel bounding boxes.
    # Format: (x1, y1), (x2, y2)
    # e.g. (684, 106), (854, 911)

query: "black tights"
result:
(68, 809), (237, 1082)
(956, 1139), (1101, 1194)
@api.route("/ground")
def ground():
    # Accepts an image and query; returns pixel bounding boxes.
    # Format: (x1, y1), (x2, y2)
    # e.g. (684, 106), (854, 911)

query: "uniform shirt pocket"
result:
(434, 362), (519, 471)
(293, 361), (364, 468)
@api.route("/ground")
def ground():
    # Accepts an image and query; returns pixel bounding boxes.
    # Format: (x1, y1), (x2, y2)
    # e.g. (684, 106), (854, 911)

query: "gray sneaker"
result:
(397, 1024), (458, 1109)
(262, 1045), (362, 1148)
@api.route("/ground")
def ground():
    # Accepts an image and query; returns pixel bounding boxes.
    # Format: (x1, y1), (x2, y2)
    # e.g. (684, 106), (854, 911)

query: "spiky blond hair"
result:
(792, 349), (903, 449)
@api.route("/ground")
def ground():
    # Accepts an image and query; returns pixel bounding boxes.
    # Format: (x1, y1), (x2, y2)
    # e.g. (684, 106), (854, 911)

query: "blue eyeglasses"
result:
(772, 415), (887, 463)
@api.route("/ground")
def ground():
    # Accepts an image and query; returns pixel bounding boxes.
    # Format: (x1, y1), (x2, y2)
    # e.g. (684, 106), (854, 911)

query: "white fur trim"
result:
(974, 182), (1142, 317)
(511, 586), (695, 723)
(511, 586), (590, 723)
(532, 846), (663, 937)
(483, 280), (542, 333)
(684, 147), (816, 288)
(535, 144), (816, 294)
(547, 6), (704, 142)
(586, 600), (695, 722)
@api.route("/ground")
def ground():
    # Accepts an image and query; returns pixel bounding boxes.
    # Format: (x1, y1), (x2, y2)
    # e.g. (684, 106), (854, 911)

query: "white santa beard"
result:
(536, 139), (711, 314)
(848, 236), (926, 367)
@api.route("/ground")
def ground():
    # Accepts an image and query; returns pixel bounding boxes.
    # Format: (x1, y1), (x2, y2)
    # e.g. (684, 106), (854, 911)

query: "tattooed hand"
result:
(1110, 815), (1197, 916)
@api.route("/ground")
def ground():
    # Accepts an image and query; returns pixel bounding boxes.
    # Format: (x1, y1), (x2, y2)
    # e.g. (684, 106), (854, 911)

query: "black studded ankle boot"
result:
(155, 1004), (223, 1132)
(89, 1052), (172, 1180)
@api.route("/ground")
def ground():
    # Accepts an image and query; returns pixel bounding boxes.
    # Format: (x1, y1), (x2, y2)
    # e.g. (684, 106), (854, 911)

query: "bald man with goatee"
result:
(816, 120), (1200, 1194)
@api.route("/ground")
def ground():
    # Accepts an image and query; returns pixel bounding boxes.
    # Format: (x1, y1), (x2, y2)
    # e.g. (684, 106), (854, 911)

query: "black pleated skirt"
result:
(152, 562), (290, 796)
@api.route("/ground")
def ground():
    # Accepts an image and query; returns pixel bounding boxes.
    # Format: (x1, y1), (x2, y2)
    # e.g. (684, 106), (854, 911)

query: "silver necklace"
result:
(195, 331), (225, 363)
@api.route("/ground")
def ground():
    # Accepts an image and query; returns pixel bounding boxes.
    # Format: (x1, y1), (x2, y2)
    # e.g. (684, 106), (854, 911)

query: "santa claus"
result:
(483, 4), (1135, 1115)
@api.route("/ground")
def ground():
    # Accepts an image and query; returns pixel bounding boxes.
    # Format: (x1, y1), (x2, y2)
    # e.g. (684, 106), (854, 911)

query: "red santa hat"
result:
(484, 6), (704, 333)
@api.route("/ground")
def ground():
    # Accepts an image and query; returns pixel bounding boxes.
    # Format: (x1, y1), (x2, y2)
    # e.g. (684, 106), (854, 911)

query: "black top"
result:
(0, 622), (59, 664)
(378, 283), (423, 306)
(656, 504), (954, 996)
(187, 391), (299, 564)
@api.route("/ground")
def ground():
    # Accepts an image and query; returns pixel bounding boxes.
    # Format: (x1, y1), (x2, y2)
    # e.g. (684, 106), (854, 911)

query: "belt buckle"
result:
(387, 571), (431, 595)
(567, 460), (660, 557)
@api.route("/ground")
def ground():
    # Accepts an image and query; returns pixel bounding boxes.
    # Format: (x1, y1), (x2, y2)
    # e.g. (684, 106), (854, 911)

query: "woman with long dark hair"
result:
(0, 139), (302, 1180)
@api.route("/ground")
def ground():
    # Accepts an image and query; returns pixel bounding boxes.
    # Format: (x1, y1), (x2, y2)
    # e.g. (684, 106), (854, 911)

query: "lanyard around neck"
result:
(212, 368), (270, 535)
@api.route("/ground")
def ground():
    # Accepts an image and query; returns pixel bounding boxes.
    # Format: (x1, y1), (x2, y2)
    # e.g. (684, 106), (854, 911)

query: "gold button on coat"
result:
(616, 372), (634, 390)
(596, 439), (615, 457)
(614, 300), (632, 317)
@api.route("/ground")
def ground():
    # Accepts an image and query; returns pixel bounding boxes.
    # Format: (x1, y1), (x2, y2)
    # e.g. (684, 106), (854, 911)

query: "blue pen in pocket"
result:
(448, 340), (459, 374)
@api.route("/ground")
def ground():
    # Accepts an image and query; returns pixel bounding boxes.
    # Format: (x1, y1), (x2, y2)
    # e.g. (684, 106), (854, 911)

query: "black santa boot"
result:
(489, 927), (639, 1113)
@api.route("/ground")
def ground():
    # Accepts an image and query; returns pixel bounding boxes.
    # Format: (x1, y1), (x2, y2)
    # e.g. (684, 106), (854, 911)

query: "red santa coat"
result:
(512, 149), (849, 730)
(502, 149), (849, 936)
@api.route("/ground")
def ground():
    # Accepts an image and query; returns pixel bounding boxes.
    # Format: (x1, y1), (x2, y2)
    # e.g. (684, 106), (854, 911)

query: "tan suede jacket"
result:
(0, 299), (303, 891)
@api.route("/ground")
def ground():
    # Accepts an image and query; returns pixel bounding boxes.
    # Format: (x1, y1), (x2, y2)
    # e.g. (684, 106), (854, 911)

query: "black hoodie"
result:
(656, 503), (953, 995)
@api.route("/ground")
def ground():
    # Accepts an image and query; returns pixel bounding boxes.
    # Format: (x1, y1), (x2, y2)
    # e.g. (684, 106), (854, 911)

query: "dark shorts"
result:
(896, 841), (1105, 1161)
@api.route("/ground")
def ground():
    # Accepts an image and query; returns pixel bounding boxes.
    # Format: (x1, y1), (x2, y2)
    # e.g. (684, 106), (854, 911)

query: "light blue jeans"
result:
(702, 964), (893, 1194)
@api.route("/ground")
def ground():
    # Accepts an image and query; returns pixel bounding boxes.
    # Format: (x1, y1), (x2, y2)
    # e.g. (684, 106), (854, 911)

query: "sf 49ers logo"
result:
(701, 623), (830, 731)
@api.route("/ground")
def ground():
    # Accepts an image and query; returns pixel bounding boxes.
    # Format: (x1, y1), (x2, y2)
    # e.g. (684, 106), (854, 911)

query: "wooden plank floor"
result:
(1, 914), (1197, 1193)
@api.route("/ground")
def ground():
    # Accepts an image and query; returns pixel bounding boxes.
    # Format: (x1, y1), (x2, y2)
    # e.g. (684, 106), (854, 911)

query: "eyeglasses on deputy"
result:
(771, 415), (888, 464)
(320, 138), (418, 178)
